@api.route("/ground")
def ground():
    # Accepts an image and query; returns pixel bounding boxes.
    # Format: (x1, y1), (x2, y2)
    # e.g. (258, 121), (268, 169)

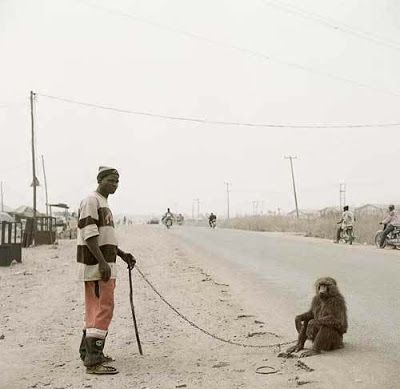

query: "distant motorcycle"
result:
(164, 216), (173, 229)
(339, 227), (354, 245)
(374, 224), (400, 249)
(209, 219), (216, 229)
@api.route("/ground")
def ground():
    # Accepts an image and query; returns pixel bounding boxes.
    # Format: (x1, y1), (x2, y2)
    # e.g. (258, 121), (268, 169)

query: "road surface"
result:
(2, 225), (398, 389)
(170, 225), (400, 387)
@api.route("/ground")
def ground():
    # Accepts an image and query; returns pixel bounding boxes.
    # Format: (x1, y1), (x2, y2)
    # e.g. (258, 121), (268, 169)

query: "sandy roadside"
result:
(0, 224), (379, 389)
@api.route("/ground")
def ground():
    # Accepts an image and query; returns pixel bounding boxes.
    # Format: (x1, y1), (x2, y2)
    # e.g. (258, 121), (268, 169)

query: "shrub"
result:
(220, 213), (384, 245)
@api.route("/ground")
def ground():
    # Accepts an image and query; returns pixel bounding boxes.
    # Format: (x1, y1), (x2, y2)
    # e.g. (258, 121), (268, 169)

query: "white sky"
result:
(1, 0), (400, 218)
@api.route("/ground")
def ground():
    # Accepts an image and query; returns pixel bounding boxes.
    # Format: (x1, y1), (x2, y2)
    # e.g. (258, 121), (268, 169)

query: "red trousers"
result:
(84, 279), (116, 338)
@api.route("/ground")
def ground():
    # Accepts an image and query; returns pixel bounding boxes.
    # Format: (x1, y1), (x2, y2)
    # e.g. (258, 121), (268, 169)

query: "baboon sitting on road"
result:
(286, 277), (348, 358)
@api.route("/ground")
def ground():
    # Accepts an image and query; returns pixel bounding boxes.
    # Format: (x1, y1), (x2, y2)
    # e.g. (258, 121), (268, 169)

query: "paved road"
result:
(171, 226), (400, 360)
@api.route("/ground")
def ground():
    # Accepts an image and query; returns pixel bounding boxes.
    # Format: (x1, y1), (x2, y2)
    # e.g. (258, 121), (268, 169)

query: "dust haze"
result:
(1, 0), (400, 217)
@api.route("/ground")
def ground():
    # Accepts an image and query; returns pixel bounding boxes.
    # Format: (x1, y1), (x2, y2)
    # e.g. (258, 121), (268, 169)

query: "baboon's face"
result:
(315, 277), (337, 299)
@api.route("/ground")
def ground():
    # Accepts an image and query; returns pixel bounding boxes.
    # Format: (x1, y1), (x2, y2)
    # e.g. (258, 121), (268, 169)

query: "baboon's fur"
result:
(286, 277), (348, 357)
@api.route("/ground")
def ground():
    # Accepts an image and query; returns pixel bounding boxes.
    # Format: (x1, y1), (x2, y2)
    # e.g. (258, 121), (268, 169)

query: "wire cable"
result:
(261, 0), (400, 52)
(75, 0), (400, 99)
(37, 92), (400, 129)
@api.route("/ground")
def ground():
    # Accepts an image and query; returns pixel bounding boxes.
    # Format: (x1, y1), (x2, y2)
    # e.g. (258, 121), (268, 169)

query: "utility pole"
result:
(252, 200), (258, 216)
(339, 183), (346, 209)
(41, 155), (49, 216)
(225, 182), (231, 219)
(30, 91), (37, 244)
(252, 200), (262, 215)
(0, 181), (4, 212)
(284, 156), (299, 219)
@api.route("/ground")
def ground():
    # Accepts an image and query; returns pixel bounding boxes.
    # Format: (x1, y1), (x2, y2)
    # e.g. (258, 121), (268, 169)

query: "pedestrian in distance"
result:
(77, 166), (136, 375)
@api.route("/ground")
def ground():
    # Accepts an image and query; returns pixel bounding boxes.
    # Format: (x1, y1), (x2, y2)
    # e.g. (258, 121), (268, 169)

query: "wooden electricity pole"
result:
(30, 91), (37, 244)
(225, 181), (231, 219)
(192, 199), (195, 221)
(0, 181), (4, 212)
(41, 155), (49, 216)
(284, 156), (299, 219)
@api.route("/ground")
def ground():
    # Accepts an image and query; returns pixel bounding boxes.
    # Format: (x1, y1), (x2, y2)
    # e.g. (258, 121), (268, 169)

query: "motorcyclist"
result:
(379, 205), (400, 248)
(335, 206), (355, 244)
(162, 208), (173, 224)
(176, 213), (184, 225)
(209, 212), (217, 228)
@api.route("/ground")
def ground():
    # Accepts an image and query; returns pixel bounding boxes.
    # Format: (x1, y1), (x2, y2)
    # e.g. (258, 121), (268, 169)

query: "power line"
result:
(261, 0), (400, 53)
(37, 93), (400, 129)
(75, 0), (400, 99)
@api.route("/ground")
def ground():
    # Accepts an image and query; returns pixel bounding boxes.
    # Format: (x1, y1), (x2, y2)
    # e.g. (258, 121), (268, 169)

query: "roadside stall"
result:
(0, 220), (23, 266)
(34, 216), (57, 245)
(22, 216), (57, 246)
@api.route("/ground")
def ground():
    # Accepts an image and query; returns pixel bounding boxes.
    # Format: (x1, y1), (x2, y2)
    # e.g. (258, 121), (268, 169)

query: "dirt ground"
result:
(0, 225), (369, 389)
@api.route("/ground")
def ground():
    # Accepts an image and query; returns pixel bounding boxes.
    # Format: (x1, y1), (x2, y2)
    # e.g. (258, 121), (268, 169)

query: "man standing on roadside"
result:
(77, 166), (136, 374)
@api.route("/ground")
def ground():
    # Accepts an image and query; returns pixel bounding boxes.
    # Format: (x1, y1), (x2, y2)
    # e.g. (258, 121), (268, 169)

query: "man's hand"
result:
(119, 251), (136, 269)
(85, 236), (111, 281)
(99, 260), (112, 281)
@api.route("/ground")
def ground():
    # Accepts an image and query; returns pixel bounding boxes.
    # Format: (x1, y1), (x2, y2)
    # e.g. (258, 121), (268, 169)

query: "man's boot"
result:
(84, 337), (118, 375)
(80, 330), (114, 363)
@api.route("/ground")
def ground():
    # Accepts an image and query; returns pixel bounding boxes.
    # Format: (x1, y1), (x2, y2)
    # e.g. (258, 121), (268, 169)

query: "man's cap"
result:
(97, 166), (119, 181)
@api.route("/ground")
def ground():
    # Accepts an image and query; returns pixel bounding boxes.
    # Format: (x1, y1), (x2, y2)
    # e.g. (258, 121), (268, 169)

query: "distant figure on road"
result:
(176, 213), (184, 225)
(379, 204), (400, 248)
(209, 212), (217, 228)
(335, 206), (355, 244)
(162, 208), (173, 223)
(77, 166), (136, 375)
(162, 208), (174, 228)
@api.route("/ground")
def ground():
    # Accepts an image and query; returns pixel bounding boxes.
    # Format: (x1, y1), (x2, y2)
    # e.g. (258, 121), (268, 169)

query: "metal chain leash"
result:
(135, 266), (296, 349)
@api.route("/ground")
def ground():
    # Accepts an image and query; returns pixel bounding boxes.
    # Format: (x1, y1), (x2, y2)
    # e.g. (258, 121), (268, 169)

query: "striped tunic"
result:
(76, 191), (118, 281)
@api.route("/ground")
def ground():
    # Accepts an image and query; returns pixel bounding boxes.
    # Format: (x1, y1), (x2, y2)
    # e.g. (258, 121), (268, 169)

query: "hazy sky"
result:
(1, 0), (400, 218)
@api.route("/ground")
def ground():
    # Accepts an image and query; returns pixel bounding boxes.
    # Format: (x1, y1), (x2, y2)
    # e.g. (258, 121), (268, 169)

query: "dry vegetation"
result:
(220, 212), (385, 245)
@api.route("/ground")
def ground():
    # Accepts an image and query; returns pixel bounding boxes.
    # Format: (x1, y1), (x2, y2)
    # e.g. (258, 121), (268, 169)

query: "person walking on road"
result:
(77, 166), (136, 374)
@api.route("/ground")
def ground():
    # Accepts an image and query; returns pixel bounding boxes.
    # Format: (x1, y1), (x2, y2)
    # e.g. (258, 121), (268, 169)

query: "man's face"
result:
(99, 174), (119, 195)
